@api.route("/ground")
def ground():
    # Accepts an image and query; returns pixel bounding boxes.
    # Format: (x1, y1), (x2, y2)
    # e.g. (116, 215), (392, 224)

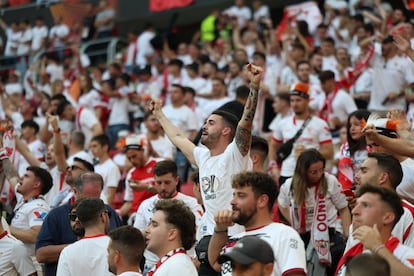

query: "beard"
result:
(71, 225), (85, 238)
(231, 206), (256, 226)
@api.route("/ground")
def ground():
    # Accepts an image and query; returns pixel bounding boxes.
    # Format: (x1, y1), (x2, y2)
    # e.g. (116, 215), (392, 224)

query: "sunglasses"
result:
(68, 209), (112, 221)
(66, 165), (85, 171)
(68, 212), (77, 222)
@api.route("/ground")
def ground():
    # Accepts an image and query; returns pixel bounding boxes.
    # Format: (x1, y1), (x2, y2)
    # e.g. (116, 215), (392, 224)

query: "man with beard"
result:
(133, 160), (203, 273)
(268, 82), (333, 185)
(68, 199), (85, 239)
(57, 198), (113, 276)
(208, 172), (306, 275)
(150, 64), (261, 275)
(107, 225), (145, 276)
(35, 172), (122, 276)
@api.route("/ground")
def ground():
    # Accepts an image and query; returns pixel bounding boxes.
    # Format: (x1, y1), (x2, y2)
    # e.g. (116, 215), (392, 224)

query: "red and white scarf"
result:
(290, 184), (331, 264)
(335, 236), (399, 275)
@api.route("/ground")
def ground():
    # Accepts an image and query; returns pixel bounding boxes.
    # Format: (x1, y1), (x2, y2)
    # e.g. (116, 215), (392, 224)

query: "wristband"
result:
(53, 128), (60, 134)
(214, 227), (228, 234)
(373, 244), (385, 254)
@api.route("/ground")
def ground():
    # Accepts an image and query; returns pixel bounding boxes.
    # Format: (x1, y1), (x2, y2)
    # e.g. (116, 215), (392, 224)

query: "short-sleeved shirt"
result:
(220, 223), (307, 276)
(35, 201), (122, 276)
(272, 116), (332, 177)
(193, 141), (252, 239)
(0, 231), (36, 276)
(278, 173), (348, 231)
(12, 194), (50, 256)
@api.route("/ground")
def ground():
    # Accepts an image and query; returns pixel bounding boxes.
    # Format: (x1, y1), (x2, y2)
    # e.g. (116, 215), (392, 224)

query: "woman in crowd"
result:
(278, 149), (351, 276)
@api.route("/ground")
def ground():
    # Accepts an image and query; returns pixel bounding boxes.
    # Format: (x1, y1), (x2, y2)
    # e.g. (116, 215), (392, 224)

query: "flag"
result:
(149, 0), (194, 12)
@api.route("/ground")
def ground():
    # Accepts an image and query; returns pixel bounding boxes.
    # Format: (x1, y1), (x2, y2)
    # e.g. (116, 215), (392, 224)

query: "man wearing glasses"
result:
(57, 197), (114, 276)
(35, 172), (122, 276)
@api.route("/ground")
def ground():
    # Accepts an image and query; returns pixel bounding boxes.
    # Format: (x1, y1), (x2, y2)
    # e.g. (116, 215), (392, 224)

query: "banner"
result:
(149, 0), (194, 12)
(276, 1), (322, 41)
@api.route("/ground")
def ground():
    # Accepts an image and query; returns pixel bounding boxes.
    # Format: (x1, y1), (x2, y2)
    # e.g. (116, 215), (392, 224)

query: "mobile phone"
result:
(343, 189), (355, 198)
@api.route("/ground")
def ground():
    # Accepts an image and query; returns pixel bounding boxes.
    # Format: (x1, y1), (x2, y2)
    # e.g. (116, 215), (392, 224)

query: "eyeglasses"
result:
(66, 165), (84, 171)
(68, 212), (77, 221)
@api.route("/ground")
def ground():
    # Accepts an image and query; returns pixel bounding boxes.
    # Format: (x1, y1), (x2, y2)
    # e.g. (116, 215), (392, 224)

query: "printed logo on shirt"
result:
(407, 258), (414, 266)
(290, 238), (298, 249)
(201, 175), (219, 200)
(33, 211), (47, 221)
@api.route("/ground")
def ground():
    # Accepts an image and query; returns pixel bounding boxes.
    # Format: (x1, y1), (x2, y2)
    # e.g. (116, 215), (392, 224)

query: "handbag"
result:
(277, 116), (312, 162)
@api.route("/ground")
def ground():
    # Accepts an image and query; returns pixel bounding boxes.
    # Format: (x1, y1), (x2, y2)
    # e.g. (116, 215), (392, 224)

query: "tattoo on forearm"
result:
(243, 88), (259, 123)
(235, 126), (251, 155)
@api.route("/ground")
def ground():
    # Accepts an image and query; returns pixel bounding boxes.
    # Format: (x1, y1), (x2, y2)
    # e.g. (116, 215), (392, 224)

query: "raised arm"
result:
(235, 64), (262, 156)
(0, 150), (20, 190)
(14, 136), (42, 167)
(149, 99), (196, 164)
(48, 113), (68, 172)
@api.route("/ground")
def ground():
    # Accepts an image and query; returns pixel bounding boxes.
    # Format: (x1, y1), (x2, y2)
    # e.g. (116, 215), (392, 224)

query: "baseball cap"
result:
(366, 114), (399, 138)
(290, 82), (310, 99)
(123, 134), (149, 153)
(218, 236), (274, 265)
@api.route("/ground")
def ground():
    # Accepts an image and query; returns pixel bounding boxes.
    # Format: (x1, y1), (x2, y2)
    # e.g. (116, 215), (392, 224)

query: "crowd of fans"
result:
(2, 0), (414, 275)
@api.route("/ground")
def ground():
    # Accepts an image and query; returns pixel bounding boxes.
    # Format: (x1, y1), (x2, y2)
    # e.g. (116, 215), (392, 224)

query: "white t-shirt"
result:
(150, 136), (175, 160)
(11, 193), (50, 256)
(272, 116), (332, 177)
(162, 105), (197, 138)
(4, 28), (20, 56)
(135, 31), (155, 66)
(338, 239), (414, 276)
(346, 200), (414, 250)
(224, 6), (252, 27)
(193, 141), (252, 239)
(368, 54), (414, 111)
(153, 252), (197, 276)
(16, 139), (46, 177)
(278, 173), (348, 231)
(134, 193), (203, 267)
(96, 158), (121, 204)
(31, 25), (48, 51)
(329, 89), (357, 122)
(0, 231), (36, 276)
(78, 89), (102, 112)
(43, 165), (69, 206)
(108, 86), (132, 126)
(396, 158), (414, 201)
(49, 23), (69, 48)
(77, 107), (100, 146)
(134, 193), (203, 231)
(57, 235), (114, 276)
(220, 223), (307, 276)
(196, 97), (232, 123)
(17, 28), (32, 55)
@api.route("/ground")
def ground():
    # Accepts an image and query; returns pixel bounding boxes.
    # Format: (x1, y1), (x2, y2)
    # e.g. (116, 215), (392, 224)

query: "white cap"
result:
(124, 134), (149, 155)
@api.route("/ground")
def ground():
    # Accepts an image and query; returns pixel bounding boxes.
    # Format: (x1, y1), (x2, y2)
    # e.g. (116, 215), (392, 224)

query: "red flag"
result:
(149, 0), (194, 12)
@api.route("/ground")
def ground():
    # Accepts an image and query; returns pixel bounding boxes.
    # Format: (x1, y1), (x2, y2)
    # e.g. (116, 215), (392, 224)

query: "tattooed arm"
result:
(235, 64), (263, 156)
